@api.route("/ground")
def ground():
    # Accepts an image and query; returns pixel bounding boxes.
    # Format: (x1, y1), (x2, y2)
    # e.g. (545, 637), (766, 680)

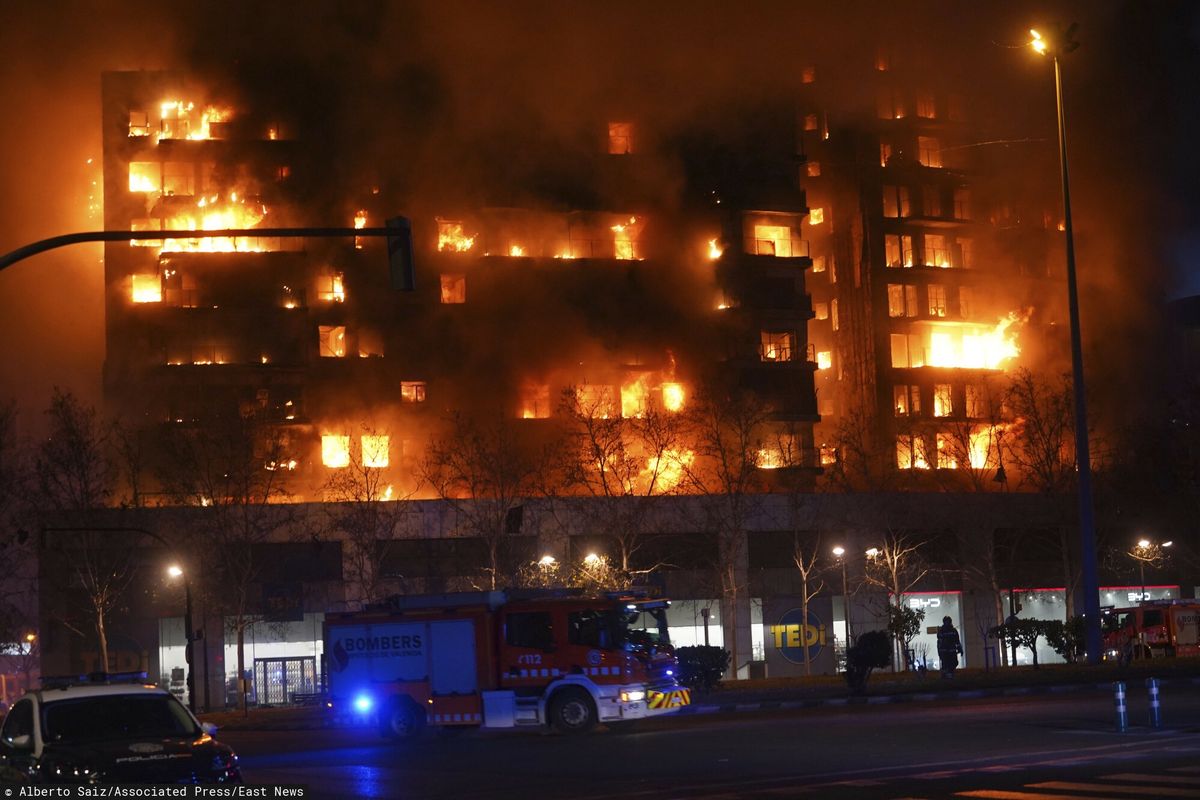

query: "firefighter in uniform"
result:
(937, 616), (964, 678)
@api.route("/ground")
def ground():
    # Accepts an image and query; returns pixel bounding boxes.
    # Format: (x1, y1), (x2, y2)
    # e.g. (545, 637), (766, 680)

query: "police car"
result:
(0, 672), (241, 785)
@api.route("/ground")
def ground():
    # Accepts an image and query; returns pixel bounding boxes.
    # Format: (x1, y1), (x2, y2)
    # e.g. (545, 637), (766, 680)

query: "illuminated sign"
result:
(768, 607), (827, 665)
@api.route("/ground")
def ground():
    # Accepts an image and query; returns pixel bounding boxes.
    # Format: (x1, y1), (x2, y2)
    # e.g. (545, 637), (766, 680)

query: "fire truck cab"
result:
(324, 589), (691, 736)
(1102, 600), (1200, 661)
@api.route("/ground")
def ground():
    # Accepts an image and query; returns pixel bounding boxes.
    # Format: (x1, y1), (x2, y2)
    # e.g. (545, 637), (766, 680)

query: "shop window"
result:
(401, 381), (427, 403)
(440, 274), (466, 304)
(882, 185), (911, 218)
(760, 330), (795, 362)
(928, 284), (947, 317)
(924, 234), (950, 268)
(318, 325), (346, 358)
(885, 234), (914, 267)
(933, 384), (953, 417)
(918, 136), (943, 168)
(321, 435), (350, 468)
(809, 208), (825, 225)
(362, 435), (389, 469)
(923, 186), (942, 218)
(608, 122), (634, 154)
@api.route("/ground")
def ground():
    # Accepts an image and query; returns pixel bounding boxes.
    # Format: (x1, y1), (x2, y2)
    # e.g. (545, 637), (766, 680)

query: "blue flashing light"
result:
(353, 694), (373, 713)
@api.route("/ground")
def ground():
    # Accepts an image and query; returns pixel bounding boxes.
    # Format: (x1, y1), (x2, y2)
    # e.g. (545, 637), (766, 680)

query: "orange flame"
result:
(661, 382), (685, 412)
(707, 238), (724, 260)
(437, 219), (476, 253)
(927, 312), (1025, 370)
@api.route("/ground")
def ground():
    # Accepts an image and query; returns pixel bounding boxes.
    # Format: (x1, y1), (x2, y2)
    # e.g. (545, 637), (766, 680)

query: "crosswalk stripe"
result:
(1102, 774), (1200, 786)
(1030, 781), (1200, 797)
(957, 791), (1113, 800)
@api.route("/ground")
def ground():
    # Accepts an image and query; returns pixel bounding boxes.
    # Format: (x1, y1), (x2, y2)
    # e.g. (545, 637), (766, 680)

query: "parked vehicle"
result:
(324, 589), (691, 737)
(1102, 600), (1200, 661)
(0, 672), (241, 785)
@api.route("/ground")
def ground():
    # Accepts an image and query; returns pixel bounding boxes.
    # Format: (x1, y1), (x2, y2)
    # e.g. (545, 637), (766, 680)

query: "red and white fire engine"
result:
(324, 589), (691, 736)
(1102, 600), (1200, 661)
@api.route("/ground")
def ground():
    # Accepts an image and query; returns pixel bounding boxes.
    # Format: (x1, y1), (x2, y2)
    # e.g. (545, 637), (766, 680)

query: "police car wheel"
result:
(382, 700), (424, 738)
(549, 688), (596, 734)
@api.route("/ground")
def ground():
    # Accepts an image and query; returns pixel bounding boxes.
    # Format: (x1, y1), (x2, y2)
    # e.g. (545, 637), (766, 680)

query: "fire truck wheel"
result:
(548, 688), (597, 734)
(381, 699), (425, 739)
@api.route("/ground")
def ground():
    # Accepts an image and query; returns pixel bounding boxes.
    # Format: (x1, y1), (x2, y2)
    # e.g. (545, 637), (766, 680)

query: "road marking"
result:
(1102, 774), (1200, 786)
(957, 792), (1112, 800)
(1173, 767), (1200, 774)
(1030, 781), (1200, 797)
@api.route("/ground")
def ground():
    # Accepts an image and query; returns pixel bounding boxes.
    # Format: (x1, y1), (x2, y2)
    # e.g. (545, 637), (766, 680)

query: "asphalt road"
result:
(224, 685), (1200, 799)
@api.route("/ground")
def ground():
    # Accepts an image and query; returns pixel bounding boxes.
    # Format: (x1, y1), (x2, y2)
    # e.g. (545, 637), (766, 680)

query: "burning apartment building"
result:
(32, 33), (1167, 704)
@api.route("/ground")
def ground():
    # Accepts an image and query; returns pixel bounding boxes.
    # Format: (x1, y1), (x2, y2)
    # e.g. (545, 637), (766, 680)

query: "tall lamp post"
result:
(166, 565), (196, 713)
(1030, 23), (1103, 664)
(1129, 538), (1172, 602)
(832, 546), (852, 644)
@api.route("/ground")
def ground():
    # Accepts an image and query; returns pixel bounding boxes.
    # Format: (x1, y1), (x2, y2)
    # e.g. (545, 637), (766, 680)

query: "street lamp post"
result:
(1130, 538), (1173, 603)
(167, 565), (196, 713)
(832, 546), (851, 644)
(1030, 24), (1103, 664)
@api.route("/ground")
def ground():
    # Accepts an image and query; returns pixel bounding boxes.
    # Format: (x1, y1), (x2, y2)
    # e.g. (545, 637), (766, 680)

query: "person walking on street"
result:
(937, 616), (964, 679)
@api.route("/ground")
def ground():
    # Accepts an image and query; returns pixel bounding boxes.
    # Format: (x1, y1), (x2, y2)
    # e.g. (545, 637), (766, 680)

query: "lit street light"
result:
(1029, 22), (1103, 664)
(166, 563), (196, 714)
(1129, 538), (1173, 603)
(832, 546), (852, 645)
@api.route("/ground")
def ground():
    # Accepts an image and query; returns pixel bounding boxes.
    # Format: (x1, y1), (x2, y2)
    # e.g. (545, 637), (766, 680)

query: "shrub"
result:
(989, 618), (1050, 668)
(845, 630), (892, 694)
(1044, 616), (1086, 664)
(675, 645), (731, 691)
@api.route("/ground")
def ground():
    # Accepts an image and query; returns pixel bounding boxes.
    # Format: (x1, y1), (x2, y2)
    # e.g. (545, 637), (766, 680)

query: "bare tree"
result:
(156, 412), (300, 713)
(823, 402), (896, 492)
(423, 411), (549, 590)
(33, 390), (136, 672)
(791, 531), (826, 677)
(680, 387), (771, 678)
(861, 530), (929, 670)
(556, 386), (686, 574)
(322, 423), (415, 608)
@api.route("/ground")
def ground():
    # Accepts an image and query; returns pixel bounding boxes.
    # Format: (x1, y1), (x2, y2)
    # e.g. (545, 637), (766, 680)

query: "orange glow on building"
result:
(321, 435), (351, 468)
(362, 435), (390, 469)
(130, 275), (162, 303)
(437, 219), (476, 253)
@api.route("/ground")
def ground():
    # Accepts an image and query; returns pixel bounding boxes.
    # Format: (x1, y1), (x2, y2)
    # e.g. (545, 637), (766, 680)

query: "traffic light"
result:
(386, 216), (415, 291)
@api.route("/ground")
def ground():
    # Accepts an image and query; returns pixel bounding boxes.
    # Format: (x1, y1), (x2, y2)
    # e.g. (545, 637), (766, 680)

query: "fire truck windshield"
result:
(617, 606), (671, 650)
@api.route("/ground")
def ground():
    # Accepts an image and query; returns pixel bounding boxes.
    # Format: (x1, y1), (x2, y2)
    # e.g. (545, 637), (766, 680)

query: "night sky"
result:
(1, 0), (1197, 432)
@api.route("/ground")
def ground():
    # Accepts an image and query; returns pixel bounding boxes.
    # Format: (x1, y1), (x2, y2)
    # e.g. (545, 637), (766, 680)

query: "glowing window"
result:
(918, 136), (943, 168)
(440, 274), (466, 304)
(806, 162), (821, 177)
(890, 334), (909, 368)
(401, 381), (427, 403)
(809, 208), (825, 225)
(880, 142), (893, 167)
(811, 255), (826, 273)
(131, 274), (162, 303)
(830, 299), (839, 331)
(521, 383), (551, 419)
(924, 235), (950, 268)
(129, 110), (151, 137)
(578, 385), (617, 419)
(933, 384), (953, 417)
(752, 225), (795, 257)
(162, 162), (193, 196)
(760, 331), (795, 362)
(318, 325), (346, 358)
(954, 188), (971, 220)
(885, 234), (914, 267)
(804, 114), (819, 131)
(917, 91), (936, 119)
(959, 286), (975, 319)
(608, 122), (634, 154)
(896, 435), (929, 470)
(882, 186), (910, 218)
(813, 302), (829, 321)
(661, 382), (685, 413)
(877, 89), (905, 119)
(966, 385), (985, 418)
(129, 162), (161, 193)
(436, 219), (475, 252)
(802, 66), (816, 83)
(362, 435), (389, 469)
(923, 186), (941, 218)
(887, 284), (918, 318)
(957, 238), (975, 268)
(816, 351), (832, 370)
(937, 434), (957, 469)
(317, 273), (345, 302)
(894, 385), (920, 417)
(321, 435), (351, 468)
(928, 285), (948, 317)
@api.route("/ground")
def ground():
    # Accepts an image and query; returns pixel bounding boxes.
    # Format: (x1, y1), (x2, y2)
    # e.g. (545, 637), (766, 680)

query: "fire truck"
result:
(1102, 600), (1200, 661)
(323, 589), (691, 736)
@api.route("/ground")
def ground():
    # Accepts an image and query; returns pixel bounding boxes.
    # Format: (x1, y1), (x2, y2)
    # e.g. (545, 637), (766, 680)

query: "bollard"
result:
(1147, 677), (1162, 729)
(1114, 681), (1128, 733)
